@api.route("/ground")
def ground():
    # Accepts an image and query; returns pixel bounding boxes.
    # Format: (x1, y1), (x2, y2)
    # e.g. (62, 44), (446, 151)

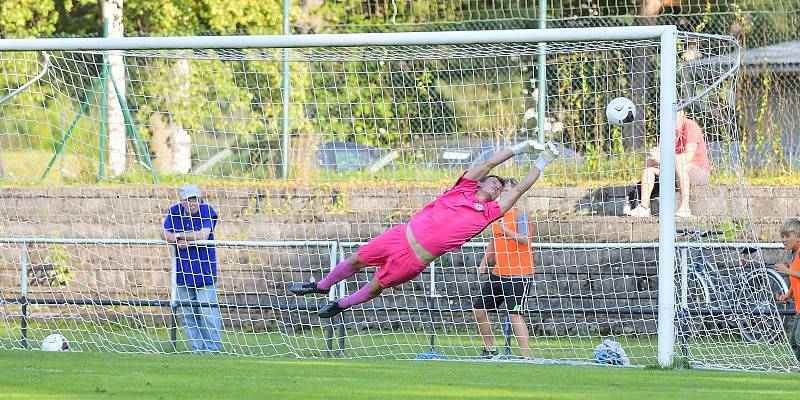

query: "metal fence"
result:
(0, 237), (791, 354)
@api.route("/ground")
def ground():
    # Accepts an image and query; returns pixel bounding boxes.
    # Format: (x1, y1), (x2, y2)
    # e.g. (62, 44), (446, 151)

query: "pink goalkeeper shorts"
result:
(357, 224), (428, 289)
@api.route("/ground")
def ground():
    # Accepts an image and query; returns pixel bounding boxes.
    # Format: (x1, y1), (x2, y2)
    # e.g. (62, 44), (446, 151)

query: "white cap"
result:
(179, 185), (201, 200)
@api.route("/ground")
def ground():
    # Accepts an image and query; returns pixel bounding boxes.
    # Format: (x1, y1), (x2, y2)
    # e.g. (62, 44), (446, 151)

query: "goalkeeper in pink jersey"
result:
(291, 140), (559, 318)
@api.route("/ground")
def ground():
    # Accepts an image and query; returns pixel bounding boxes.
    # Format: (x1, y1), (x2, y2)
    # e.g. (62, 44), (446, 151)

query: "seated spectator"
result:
(624, 111), (710, 218)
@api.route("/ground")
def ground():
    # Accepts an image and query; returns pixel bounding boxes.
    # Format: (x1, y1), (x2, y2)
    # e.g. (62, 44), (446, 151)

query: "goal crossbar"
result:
(0, 26), (677, 51)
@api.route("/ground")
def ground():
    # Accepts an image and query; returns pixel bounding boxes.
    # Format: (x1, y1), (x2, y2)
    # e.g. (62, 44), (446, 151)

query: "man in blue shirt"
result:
(161, 185), (222, 353)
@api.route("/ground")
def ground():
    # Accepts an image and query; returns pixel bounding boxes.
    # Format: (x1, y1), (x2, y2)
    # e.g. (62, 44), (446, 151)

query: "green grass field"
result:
(0, 349), (796, 400)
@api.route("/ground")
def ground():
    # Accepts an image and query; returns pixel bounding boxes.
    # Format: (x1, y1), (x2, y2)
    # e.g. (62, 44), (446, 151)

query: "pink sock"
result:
(338, 284), (379, 309)
(317, 260), (357, 290)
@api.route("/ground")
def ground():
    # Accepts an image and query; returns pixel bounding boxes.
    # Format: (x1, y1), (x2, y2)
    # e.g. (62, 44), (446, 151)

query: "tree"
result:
(102, 0), (127, 178)
(0, 0), (60, 38)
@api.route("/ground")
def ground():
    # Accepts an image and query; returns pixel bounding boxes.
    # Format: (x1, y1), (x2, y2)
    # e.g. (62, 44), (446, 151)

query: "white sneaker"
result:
(626, 205), (651, 217)
(676, 207), (692, 218)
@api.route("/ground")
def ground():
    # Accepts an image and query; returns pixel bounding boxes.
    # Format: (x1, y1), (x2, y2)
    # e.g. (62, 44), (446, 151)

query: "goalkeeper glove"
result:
(534, 141), (559, 171)
(510, 139), (545, 155)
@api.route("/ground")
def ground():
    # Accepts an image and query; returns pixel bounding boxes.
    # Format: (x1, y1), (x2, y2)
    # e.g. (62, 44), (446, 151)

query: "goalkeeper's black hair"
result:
(481, 175), (506, 187)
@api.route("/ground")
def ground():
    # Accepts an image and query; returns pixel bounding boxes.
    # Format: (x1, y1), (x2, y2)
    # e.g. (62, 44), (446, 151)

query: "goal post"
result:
(657, 29), (678, 369)
(1, 26), (795, 372)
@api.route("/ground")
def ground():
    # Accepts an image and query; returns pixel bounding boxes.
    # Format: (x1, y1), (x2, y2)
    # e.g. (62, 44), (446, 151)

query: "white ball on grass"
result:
(41, 333), (70, 352)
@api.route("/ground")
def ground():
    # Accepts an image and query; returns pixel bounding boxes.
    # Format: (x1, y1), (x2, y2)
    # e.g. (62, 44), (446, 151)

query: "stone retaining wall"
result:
(0, 185), (795, 334)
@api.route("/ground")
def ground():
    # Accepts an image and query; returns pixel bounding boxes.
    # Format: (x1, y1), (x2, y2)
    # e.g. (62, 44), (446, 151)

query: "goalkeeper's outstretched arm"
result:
(463, 140), (545, 182)
(463, 149), (515, 182)
(498, 142), (558, 213)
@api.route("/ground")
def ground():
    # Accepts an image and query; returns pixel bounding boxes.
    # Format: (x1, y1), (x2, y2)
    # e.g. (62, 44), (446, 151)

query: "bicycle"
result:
(676, 228), (789, 344)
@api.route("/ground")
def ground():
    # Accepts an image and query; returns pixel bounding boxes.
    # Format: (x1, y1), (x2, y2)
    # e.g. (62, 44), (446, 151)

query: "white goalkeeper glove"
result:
(510, 139), (545, 155)
(534, 141), (559, 171)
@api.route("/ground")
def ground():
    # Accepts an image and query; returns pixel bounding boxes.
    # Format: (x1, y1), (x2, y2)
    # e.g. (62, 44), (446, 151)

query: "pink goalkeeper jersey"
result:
(409, 173), (503, 257)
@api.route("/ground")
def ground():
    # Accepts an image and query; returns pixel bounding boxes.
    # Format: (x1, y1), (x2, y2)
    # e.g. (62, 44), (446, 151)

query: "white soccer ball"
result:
(605, 97), (637, 126)
(41, 333), (70, 352)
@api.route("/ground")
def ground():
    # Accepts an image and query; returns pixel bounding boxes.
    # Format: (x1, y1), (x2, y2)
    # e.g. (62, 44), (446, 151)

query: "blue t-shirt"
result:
(163, 203), (218, 287)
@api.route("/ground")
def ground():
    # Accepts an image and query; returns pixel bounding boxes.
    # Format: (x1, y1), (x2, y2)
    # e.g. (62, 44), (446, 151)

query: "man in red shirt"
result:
(625, 111), (710, 218)
(291, 140), (558, 318)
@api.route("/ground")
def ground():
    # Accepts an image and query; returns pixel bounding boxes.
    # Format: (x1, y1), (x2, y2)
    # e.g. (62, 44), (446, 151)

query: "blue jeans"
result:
(176, 284), (223, 353)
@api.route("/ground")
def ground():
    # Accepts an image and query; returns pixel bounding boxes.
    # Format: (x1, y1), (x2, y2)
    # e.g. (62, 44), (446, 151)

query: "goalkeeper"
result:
(291, 140), (559, 318)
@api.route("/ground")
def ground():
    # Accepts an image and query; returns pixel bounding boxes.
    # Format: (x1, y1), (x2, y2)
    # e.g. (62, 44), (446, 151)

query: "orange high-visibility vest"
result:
(490, 209), (535, 276)
(789, 253), (800, 313)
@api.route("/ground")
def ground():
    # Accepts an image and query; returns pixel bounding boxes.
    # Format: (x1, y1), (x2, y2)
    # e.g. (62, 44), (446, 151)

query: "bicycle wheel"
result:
(736, 268), (790, 344)
(677, 271), (712, 338)
(696, 262), (741, 333)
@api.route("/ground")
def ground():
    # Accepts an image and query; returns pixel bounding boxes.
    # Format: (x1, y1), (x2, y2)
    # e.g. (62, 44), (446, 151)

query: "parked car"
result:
(436, 141), (497, 169)
(316, 141), (387, 172)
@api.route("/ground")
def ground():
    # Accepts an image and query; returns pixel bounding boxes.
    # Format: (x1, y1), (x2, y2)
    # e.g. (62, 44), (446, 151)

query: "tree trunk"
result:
(289, 134), (322, 181)
(150, 113), (191, 174)
(150, 59), (192, 175)
(103, 0), (127, 178)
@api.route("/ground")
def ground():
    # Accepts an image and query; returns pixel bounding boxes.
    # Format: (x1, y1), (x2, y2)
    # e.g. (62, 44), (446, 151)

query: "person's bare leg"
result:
(473, 309), (496, 351)
(676, 166), (691, 211)
(639, 159), (660, 208)
(509, 313), (532, 359)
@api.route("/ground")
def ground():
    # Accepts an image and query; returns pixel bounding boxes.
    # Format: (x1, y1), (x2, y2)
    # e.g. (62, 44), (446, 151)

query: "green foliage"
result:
(310, 60), (392, 144)
(0, 0), (798, 182)
(741, 67), (791, 173)
(43, 244), (73, 286)
(301, 0), (388, 33)
(123, 0), (282, 35)
(0, 0), (293, 181)
(435, 57), (528, 140)
(131, 58), (261, 140)
(299, 0), (536, 32)
(553, 51), (635, 154)
(752, 69), (770, 165)
(715, 219), (749, 242)
(551, 150), (640, 185)
(0, 0), (60, 38)
(0, 52), (53, 142)
(309, 59), (458, 148)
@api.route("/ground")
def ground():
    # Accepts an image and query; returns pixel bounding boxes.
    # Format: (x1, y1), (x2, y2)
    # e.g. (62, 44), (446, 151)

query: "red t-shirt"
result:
(676, 118), (711, 173)
(409, 173), (503, 257)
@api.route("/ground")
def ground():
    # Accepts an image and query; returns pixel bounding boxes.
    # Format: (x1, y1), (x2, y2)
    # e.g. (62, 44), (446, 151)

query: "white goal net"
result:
(0, 27), (796, 372)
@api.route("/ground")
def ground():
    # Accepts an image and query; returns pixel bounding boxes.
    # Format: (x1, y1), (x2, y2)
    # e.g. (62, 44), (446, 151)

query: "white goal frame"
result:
(0, 25), (680, 367)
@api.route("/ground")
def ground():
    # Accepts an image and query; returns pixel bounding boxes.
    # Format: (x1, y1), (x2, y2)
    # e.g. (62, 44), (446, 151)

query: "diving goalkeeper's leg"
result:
(318, 278), (384, 318)
(290, 255), (365, 296)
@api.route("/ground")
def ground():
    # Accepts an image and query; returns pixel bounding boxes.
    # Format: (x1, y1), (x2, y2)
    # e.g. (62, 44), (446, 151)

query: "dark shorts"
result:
(472, 273), (532, 314)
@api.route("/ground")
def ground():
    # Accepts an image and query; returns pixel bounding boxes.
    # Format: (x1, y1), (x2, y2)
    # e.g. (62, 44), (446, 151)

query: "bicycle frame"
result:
(677, 228), (790, 344)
